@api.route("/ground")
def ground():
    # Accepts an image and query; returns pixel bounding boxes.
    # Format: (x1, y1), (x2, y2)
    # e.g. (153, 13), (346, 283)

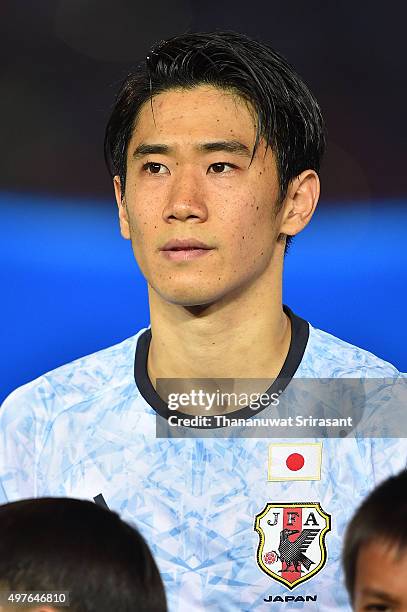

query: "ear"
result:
(114, 175), (131, 240)
(278, 170), (320, 238)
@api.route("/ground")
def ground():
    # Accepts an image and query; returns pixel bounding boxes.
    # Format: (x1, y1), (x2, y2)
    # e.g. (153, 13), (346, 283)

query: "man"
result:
(0, 31), (405, 611)
(0, 497), (167, 612)
(343, 470), (407, 611)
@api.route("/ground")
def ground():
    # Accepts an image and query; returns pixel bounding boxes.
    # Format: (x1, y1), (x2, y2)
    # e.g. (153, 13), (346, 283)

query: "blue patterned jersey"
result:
(0, 307), (405, 611)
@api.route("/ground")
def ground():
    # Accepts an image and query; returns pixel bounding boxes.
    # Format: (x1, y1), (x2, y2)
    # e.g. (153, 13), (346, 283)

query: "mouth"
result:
(161, 247), (214, 261)
(166, 246), (208, 251)
(160, 239), (214, 261)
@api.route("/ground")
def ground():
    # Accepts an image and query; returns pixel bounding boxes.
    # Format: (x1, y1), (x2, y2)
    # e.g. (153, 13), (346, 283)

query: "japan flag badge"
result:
(268, 443), (322, 481)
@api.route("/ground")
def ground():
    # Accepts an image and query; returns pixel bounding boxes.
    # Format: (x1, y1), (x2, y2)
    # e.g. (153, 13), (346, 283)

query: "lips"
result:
(160, 238), (214, 262)
(161, 238), (212, 251)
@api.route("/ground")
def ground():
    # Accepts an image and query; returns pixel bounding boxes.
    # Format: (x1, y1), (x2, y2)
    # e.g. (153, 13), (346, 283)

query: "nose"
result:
(163, 169), (208, 223)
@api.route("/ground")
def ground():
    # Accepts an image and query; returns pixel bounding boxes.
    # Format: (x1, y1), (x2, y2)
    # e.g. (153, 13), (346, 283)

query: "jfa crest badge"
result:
(254, 502), (331, 590)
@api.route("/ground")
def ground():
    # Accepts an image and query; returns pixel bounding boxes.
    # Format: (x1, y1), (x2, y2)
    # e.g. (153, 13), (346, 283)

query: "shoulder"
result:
(299, 322), (400, 377)
(0, 328), (148, 421)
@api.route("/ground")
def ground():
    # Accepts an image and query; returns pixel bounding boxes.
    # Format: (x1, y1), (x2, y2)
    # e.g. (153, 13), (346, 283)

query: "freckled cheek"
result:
(126, 193), (160, 242)
(230, 201), (273, 252)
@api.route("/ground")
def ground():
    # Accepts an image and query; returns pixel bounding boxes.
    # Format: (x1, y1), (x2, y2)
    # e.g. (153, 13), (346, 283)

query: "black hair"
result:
(0, 497), (167, 612)
(342, 470), (407, 601)
(104, 31), (325, 251)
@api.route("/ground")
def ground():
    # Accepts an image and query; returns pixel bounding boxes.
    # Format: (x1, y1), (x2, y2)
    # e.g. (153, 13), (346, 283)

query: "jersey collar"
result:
(134, 305), (309, 425)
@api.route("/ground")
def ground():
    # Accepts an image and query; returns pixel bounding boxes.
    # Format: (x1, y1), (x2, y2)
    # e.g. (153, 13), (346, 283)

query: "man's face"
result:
(116, 85), (286, 307)
(353, 540), (407, 611)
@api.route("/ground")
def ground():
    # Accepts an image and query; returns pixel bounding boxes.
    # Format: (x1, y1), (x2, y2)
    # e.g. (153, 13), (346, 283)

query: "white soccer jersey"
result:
(0, 307), (405, 611)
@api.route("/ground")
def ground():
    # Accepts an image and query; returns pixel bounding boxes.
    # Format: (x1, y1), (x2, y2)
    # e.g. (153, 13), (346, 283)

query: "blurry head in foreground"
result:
(343, 470), (407, 611)
(0, 497), (167, 612)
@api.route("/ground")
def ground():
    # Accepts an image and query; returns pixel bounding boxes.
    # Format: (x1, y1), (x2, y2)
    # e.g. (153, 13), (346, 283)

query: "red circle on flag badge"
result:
(286, 453), (305, 471)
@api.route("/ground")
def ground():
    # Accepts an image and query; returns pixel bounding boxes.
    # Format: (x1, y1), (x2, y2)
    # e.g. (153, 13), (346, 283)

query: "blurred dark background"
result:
(2, 0), (406, 201)
(1, 1), (406, 401)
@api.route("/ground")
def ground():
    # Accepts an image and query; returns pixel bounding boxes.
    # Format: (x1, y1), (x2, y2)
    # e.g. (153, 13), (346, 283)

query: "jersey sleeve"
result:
(0, 379), (54, 502)
(369, 376), (407, 484)
(370, 437), (407, 485)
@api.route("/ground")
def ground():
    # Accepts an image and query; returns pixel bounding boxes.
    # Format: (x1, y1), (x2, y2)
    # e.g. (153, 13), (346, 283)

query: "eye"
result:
(364, 604), (392, 611)
(208, 162), (236, 174)
(142, 162), (169, 175)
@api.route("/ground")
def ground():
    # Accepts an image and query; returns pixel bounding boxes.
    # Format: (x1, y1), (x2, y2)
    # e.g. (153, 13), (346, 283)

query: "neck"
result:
(146, 255), (291, 388)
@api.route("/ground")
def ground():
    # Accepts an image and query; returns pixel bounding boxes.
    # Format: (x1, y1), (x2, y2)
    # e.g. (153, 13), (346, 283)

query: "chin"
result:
(165, 292), (219, 308)
(152, 283), (224, 308)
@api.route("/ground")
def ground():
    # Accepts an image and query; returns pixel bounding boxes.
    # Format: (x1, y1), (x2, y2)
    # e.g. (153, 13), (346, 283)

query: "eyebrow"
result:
(198, 140), (252, 156)
(132, 140), (252, 159)
(361, 588), (399, 604)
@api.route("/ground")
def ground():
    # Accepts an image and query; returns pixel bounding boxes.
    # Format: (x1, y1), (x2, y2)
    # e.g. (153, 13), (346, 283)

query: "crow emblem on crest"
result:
(254, 502), (331, 589)
(276, 527), (320, 572)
